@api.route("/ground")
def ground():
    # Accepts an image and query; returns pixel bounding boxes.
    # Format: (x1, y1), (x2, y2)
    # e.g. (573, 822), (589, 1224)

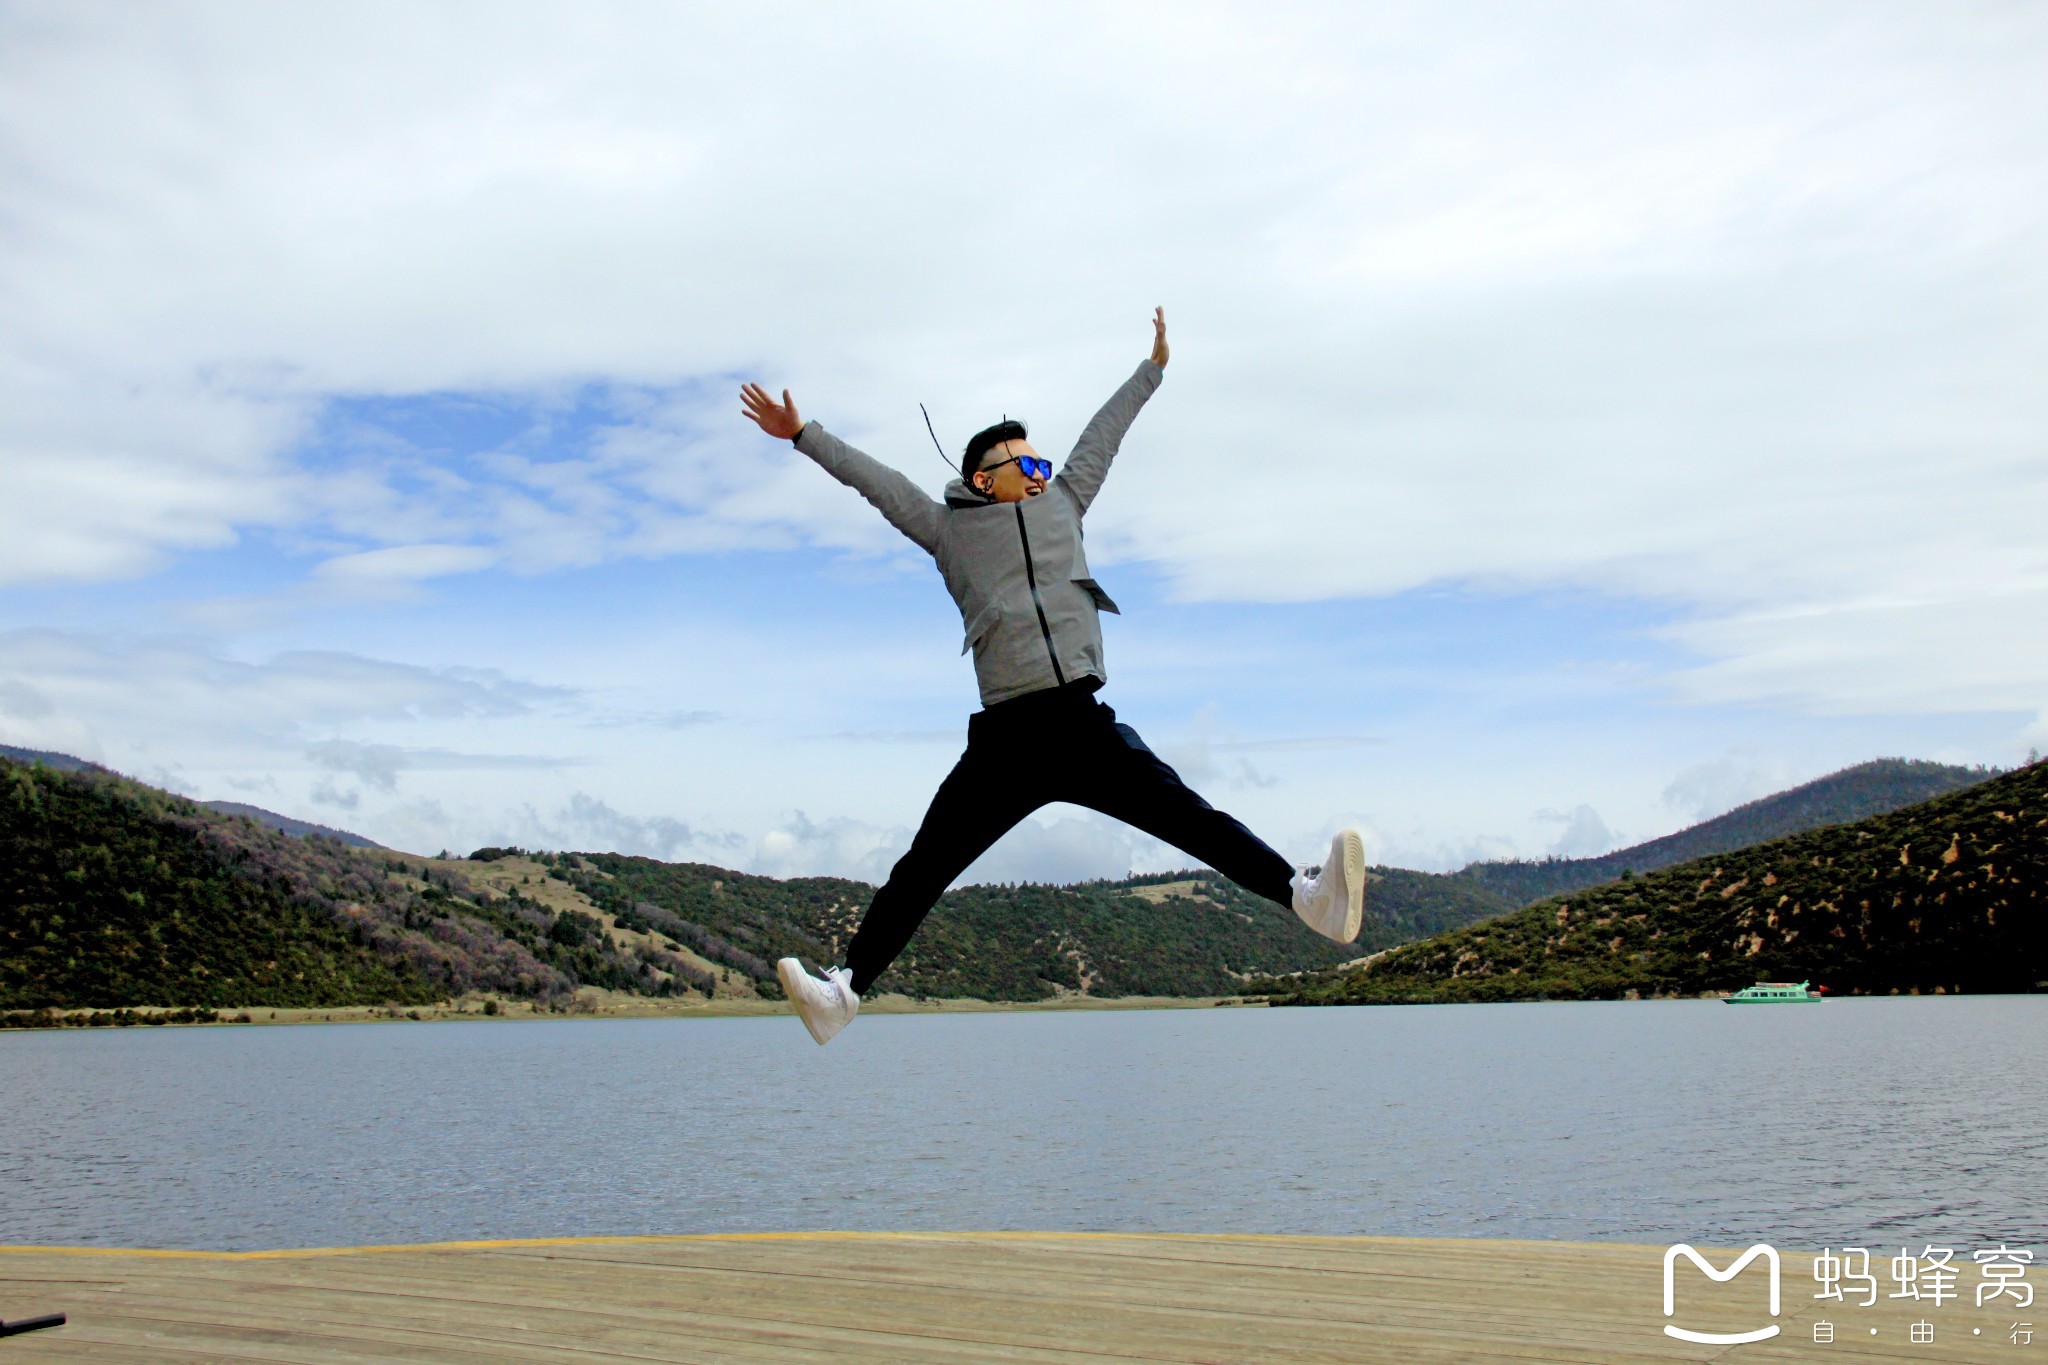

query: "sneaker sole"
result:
(1334, 828), (1365, 944)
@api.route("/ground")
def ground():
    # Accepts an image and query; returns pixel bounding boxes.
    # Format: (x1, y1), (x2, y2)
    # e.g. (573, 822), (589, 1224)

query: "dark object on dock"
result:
(0, 1312), (66, 1337)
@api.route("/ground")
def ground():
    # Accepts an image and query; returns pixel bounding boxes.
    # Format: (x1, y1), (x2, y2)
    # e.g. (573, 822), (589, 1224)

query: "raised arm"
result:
(1056, 307), (1168, 516)
(742, 382), (943, 555)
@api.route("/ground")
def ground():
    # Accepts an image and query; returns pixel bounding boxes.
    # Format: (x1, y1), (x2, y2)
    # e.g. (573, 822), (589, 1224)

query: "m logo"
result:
(1662, 1243), (1782, 1344)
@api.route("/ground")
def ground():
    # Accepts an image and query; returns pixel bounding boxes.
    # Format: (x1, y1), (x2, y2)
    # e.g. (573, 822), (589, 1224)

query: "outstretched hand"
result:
(740, 383), (803, 440)
(1150, 306), (1169, 368)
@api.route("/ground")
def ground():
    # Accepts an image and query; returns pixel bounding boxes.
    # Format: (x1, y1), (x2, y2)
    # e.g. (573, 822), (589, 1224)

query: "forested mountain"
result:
(553, 855), (1506, 1002)
(0, 745), (383, 847)
(3, 754), (1481, 1013)
(2, 756), (671, 1011)
(11, 744), (2018, 1017)
(1451, 758), (1995, 906)
(1264, 759), (2047, 1006)
(4, 756), (436, 1010)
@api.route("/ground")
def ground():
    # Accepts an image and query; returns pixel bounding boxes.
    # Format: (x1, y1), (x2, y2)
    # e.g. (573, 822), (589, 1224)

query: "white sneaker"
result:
(1291, 829), (1366, 944)
(776, 958), (859, 1045)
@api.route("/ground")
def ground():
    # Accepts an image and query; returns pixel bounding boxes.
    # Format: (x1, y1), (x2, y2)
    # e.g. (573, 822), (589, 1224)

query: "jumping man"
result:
(740, 308), (1365, 1044)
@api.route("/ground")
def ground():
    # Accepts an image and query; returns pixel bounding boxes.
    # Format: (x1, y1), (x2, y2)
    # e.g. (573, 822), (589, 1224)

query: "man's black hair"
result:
(961, 419), (1028, 483)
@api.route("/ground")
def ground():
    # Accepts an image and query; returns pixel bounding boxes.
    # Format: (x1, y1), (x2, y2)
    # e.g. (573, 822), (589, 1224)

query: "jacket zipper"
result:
(1013, 505), (1066, 687)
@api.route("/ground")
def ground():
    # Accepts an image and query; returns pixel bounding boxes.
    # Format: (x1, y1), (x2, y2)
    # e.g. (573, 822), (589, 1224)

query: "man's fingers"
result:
(738, 382), (793, 407)
(741, 383), (783, 416)
(738, 380), (799, 435)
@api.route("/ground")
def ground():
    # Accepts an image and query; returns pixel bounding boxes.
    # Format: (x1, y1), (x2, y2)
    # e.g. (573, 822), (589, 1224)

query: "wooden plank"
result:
(0, 1234), (2026, 1363)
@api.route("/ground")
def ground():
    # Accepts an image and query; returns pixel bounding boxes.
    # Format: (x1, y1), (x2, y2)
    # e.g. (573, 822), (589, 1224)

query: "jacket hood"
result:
(944, 477), (996, 509)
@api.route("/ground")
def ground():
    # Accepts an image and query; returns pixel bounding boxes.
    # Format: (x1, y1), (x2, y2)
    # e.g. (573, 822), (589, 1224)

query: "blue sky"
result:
(2, 2), (2043, 880)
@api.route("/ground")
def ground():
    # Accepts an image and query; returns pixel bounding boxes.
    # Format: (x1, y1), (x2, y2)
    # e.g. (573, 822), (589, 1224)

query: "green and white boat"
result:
(1724, 980), (1824, 1003)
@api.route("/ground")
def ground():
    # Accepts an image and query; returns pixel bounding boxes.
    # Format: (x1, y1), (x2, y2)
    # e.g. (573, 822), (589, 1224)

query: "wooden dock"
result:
(0, 1233), (2021, 1362)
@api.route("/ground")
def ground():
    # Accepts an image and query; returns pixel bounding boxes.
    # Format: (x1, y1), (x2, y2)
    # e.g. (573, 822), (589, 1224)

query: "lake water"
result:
(1, 998), (2042, 1252)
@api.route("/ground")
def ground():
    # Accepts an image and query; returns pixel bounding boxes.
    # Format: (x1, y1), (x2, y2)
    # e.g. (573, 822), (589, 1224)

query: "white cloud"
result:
(584, 708), (721, 732)
(309, 777), (361, 811)
(1661, 751), (1801, 824)
(1539, 804), (1619, 859)
(754, 811), (912, 885)
(313, 544), (500, 588)
(0, 374), (306, 586)
(1662, 588), (2048, 716)
(308, 740), (404, 793)
(0, 629), (573, 779)
(960, 811), (1181, 888)
(551, 793), (746, 863)
(3, 2), (2044, 877)
(1152, 736), (1280, 794)
(1152, 716), (1381, 795)
(2, 6), (2041, 711)
(306, 738), (575, 792)
(0, 679), (56, 721)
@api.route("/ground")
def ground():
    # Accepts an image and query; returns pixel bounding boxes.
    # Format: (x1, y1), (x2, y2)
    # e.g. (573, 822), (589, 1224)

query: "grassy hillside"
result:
(536, 855), (1504, 1002)
(1264, 759), (2048, 1005)
(1359, 867), (1515, 941)
(1452, 759), (1995, 907)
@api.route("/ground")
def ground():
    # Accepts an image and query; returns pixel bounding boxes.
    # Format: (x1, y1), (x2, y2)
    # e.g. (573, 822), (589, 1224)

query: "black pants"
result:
(843, 683), (1296, 995)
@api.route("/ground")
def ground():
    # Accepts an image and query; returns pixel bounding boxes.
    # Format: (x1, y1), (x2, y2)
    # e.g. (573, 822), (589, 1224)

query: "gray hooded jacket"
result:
(793, 359), (1162, 707)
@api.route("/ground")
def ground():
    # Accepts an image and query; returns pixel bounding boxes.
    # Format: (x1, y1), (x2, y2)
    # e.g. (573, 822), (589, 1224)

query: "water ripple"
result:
(0, 997), (2042, 1251)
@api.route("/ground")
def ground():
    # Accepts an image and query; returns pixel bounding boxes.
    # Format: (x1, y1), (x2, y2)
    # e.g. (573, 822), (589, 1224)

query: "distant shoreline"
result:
(0, 991), (1257, 1031)
(9, 990), (2038, 1032)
